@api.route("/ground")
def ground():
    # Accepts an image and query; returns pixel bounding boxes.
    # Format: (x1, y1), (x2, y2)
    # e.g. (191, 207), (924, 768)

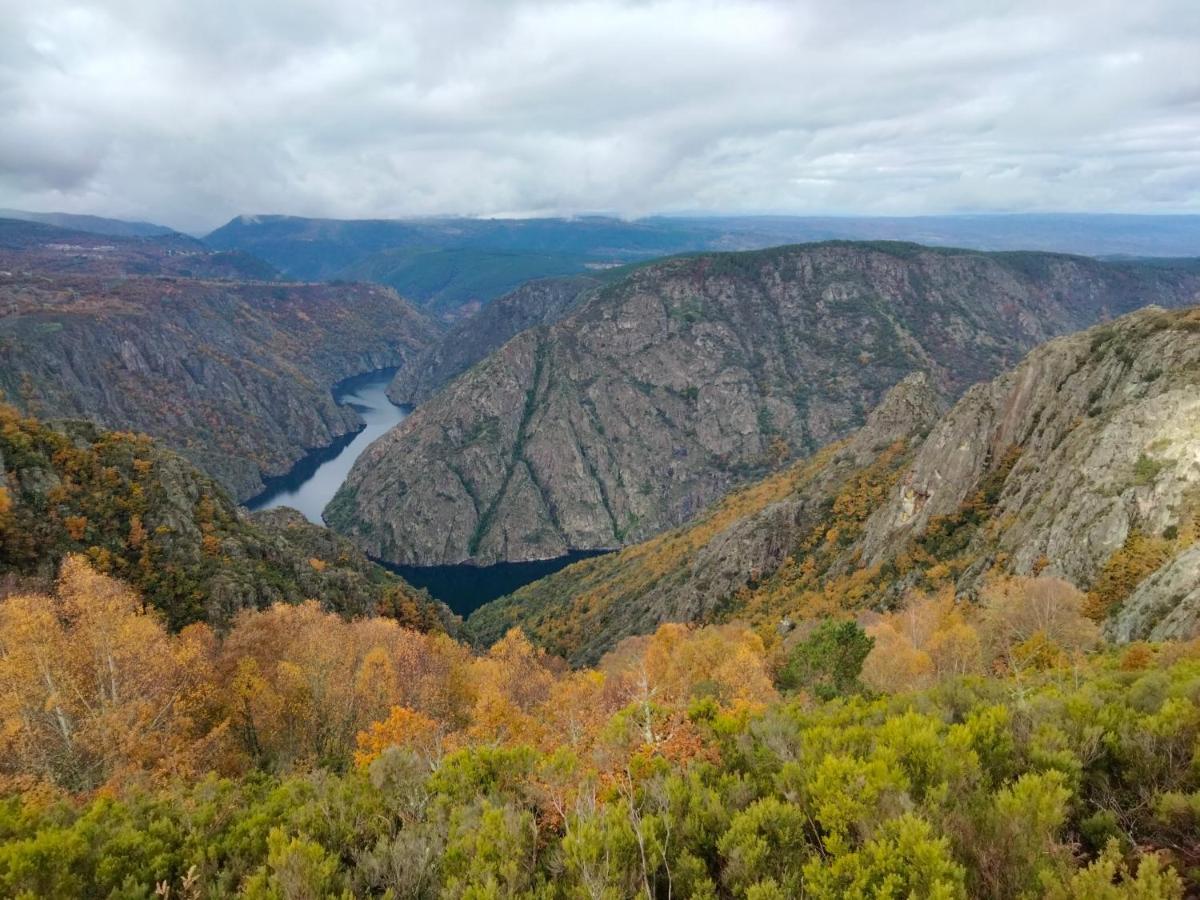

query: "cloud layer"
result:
(1, 0), (1197, 231)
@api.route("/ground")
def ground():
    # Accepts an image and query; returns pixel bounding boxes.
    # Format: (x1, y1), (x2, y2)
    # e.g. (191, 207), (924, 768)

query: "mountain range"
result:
(326, 242), (1200, 568)
(467, 305), (1200, 663)
(205, 212), (1200, 319)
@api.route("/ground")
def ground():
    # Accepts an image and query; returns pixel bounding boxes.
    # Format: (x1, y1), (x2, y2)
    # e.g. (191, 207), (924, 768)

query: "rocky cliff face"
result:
(0, 408), (453, 632)
(856, 306), (1200, 637)
(388, 276), (597, 405)
(0, 272), (438, 501)
(329, 242), (1200, 567)
(466, 306), (1200, 664)
(466, 373), (945, 661)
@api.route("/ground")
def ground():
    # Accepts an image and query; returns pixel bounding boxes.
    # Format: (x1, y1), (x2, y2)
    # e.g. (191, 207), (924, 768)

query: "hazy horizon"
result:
(6, 207), (1200, 241)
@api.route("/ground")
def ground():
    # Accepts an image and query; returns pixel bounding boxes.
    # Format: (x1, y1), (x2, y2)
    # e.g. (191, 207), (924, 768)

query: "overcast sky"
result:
(1, 0), (1197, 232)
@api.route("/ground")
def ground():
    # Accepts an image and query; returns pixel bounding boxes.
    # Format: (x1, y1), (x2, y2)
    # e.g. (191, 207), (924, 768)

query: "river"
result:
(246, 367), (608, 616)
(246, 368), (408, 524)
(390, 550), (610, 616)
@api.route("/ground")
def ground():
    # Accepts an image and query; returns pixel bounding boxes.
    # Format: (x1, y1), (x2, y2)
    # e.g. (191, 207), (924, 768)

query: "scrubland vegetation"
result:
(2, 555), (1198, 898)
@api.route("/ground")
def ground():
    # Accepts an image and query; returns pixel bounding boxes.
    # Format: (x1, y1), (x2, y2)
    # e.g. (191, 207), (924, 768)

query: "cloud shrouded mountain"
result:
(1, 1), (1197, 231)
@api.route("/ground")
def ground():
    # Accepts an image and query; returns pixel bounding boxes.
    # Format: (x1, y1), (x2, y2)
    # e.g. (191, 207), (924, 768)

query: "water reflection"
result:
(246, 369), (407, 524)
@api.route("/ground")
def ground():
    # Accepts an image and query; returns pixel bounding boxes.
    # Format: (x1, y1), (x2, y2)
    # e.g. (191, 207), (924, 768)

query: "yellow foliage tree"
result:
(979, 576), (1098, 675)
(214, 601), (470, 770)
(0, 556), (216, 792)
(861, 588), (982, 692)
(354, 705), (440, 769)
(466, 628), (557, 745)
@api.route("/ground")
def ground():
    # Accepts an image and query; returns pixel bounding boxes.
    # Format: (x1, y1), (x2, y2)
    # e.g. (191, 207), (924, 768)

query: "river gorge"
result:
(246, 369), (408, 525)
(246, 367), (604, 616)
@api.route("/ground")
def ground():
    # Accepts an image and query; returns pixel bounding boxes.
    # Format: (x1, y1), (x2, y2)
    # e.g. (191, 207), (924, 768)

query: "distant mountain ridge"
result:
(326, 241), (1200, 569)
(204, 213), (1200, 318)
(0, 217), (279, 281)
(0, 208), (176, 238)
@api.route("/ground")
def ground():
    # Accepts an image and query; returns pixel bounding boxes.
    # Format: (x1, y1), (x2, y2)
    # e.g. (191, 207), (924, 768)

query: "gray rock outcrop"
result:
(330, 242), (1200, 567)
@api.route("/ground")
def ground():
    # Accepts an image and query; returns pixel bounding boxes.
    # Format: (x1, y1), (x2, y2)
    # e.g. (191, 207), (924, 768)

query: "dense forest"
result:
(1, 551), (1197, 897)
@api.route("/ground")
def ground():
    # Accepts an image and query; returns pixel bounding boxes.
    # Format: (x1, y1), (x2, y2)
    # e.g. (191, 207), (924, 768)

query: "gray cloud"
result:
(0, 0), (1196, 231)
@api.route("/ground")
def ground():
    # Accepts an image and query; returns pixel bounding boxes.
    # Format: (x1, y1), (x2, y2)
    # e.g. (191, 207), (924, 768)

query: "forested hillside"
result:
(0, 406), (449, 631)
(2, 555), (1198, 897)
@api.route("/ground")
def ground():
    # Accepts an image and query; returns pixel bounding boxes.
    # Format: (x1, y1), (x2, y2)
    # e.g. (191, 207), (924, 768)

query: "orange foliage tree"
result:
(0, 556), (217, 792)
(861, 587), (983, 692)
(354, 706), (441, 769)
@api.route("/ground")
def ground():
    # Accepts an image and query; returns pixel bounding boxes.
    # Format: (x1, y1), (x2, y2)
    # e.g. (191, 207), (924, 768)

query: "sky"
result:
(0, 0), (1197, 233)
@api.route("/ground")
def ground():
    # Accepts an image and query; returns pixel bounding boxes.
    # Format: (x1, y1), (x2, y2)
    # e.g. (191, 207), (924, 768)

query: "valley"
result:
(4, 212), (1200, 897)
(326, 242), (1200, 569)
(246, 368), (410, 524)
(0, 218), (438, 501)
(7, 7), (1200, 894)
(467, 306), (1200, 663)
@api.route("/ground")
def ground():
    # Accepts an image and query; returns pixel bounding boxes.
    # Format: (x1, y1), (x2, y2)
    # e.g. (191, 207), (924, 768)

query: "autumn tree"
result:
(0, 556), (216, 791)
(466, 627), (558, 745)
(215, 601), (472, 771)
(354, 706), (441, 769)
(979, 576), (1099, 675)
(861, 588), (983, 693)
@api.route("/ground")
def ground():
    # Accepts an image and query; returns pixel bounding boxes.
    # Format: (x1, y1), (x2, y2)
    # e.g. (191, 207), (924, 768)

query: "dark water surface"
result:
(246, 369), (408, 524)
(388, 550), (611, 618)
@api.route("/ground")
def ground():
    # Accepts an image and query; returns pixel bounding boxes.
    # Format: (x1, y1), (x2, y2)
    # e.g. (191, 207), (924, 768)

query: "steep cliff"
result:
(0, 407), (453, 632)
(329, 242), (1200, 567)
(467, 306), (1200, 663)
(0, 271), (438, 501)
(387, 275), (598, 405)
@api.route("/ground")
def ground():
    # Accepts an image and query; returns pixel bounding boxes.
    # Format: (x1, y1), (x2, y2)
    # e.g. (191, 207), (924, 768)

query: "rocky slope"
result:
(0, 406), (452, 632)
(387, 275), (599, 405)
(467, 306), (1200, 663)
(328, 242), (1200, 568)
(0, 223), (439, 500)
